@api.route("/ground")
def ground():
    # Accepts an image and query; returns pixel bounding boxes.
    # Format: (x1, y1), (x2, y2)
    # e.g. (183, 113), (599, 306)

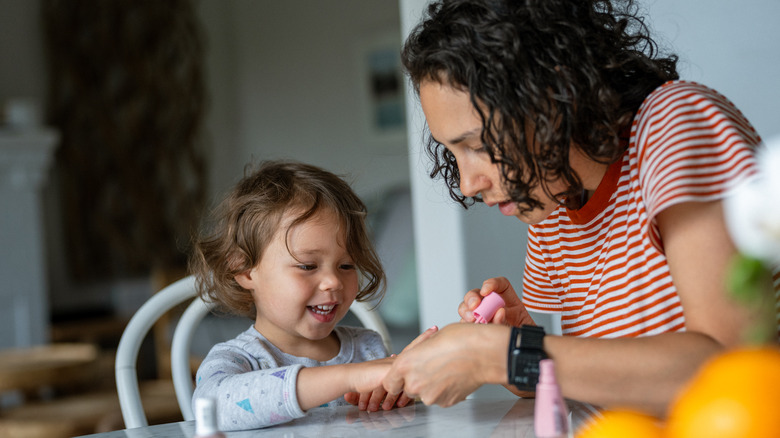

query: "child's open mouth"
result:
(309, 304), (335, 315)
(308, 304), (337, 322)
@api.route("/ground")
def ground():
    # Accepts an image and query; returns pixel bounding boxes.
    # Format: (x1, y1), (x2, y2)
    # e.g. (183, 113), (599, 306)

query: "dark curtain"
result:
(42, 0), (207, 281)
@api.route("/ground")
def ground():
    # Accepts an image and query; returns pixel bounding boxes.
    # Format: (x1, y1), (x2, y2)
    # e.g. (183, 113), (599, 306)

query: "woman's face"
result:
(419, 80), (566, 224)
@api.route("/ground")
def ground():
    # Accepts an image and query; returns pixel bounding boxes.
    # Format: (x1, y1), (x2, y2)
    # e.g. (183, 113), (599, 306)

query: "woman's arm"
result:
(386, 200), (766, 416)
(655, 200), (755, 347)
(538, 200), (750, 416)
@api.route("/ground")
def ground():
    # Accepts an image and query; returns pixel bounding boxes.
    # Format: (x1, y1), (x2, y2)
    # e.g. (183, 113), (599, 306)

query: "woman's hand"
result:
(344, 326), (439, 411)
(383, 323), (511, 407)
(458, 277), (536, 327)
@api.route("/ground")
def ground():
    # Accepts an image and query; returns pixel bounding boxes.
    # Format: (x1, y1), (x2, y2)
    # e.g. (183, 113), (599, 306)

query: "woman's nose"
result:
(459, 166), (489, 198)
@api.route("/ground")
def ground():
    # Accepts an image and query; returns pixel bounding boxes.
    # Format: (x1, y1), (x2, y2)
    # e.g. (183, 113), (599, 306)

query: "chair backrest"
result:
(115, 275), (391, 429)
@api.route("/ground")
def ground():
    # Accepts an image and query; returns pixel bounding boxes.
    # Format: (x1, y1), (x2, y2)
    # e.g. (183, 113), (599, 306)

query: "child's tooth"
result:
(311, 304), (334, 313)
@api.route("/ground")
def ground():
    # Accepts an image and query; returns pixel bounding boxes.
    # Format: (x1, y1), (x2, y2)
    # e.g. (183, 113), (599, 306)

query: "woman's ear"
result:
(234, 269), (255, 290)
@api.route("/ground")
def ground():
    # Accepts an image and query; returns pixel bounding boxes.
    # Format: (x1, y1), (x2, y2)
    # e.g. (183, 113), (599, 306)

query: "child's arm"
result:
(193, 348), (309, 430)
(295, 358), (393, 410)
(195, 355), (393, 430)
(194, 327), (398, 430)
(193, 330), (394, 430)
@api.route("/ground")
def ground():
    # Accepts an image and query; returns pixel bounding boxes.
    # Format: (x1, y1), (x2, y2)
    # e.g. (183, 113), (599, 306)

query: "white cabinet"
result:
(0, 128), (58, 348)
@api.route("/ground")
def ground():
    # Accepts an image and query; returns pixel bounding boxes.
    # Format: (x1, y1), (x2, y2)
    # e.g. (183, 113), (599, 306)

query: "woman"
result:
(382, 0), (776, 416)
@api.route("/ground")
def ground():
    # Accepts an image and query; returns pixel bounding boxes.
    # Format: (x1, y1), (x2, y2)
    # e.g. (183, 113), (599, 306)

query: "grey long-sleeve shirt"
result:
(192, 325), (388, 431)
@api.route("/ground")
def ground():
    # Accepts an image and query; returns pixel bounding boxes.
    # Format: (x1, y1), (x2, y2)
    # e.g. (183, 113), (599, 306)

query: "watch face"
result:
(510, 350), (546, 390)
(508, 325), (547, 391)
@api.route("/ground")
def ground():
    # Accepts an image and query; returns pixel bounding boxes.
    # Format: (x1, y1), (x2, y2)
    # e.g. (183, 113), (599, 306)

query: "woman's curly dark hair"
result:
(402, 0), (678, 211)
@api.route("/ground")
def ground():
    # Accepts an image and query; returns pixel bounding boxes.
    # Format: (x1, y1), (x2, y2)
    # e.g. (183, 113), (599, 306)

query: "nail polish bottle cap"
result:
(473, 292), (505, 324)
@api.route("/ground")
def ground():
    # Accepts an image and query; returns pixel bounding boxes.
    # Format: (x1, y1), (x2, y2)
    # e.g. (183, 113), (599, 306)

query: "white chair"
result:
(115, 275), (391, 429)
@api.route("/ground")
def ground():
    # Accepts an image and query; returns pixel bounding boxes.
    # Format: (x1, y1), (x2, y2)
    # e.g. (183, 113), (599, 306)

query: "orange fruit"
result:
(575, 409), (664, 438)
(666, 347), (780, 438)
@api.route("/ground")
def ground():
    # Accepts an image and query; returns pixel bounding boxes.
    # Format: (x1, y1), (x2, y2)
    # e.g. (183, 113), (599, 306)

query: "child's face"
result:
(235, 208), (359, 352)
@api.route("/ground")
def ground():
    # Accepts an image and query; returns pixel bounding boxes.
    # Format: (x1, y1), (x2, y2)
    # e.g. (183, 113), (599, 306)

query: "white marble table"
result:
(77, 397), (599, 438)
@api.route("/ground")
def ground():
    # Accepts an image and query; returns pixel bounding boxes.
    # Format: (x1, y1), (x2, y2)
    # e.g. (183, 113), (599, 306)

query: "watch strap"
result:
(520, 325), (545, 351)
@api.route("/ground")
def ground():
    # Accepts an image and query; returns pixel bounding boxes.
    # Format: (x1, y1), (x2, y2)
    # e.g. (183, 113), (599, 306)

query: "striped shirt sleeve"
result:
(634, 82), (761, 252)
(520, 81), (764, 337)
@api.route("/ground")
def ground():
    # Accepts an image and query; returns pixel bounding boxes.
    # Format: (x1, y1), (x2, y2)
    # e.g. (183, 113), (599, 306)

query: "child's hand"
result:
(345, 388), (413, 411)
(347, 387), (413, 412)
(343, 357), (393, 409)
(344, 326), (440, 410)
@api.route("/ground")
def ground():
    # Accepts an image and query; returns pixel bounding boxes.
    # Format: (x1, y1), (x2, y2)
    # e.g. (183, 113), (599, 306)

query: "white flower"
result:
(723, 136), (780, 265)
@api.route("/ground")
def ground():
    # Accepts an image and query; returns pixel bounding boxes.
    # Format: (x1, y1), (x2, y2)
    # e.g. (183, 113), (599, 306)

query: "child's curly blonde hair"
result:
(189, 161), (385, 318)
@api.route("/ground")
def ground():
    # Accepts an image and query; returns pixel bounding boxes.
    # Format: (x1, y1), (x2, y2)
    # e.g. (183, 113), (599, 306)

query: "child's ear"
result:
(234, 269), (255, 290)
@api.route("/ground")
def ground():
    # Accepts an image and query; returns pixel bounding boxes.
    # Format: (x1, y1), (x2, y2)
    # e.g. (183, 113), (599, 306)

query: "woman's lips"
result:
(498, 201), (516, 216)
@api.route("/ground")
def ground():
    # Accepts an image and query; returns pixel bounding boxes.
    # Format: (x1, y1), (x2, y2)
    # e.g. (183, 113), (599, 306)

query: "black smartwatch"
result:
(507, 325), (547, 391)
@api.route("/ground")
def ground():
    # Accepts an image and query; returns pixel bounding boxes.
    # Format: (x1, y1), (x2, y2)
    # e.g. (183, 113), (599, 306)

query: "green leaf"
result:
(727, 254), (768, 304)
(726, 253), (775, 345)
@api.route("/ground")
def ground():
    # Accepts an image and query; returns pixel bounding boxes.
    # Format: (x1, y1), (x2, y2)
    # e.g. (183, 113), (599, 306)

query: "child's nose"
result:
(319, 269), (343, 292)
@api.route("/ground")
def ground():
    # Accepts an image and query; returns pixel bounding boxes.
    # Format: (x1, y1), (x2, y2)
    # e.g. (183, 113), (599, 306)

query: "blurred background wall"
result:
(0, 0), (778, 351)
(0, 0), (418, 353)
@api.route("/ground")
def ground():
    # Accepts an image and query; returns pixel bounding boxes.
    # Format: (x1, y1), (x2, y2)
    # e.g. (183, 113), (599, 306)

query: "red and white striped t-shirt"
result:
(522, 81), (764, 338)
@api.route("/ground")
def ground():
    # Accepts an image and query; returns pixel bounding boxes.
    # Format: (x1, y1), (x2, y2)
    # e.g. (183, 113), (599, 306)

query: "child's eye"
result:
(297, 264), (316, 271)
(340, 264), (356, 270)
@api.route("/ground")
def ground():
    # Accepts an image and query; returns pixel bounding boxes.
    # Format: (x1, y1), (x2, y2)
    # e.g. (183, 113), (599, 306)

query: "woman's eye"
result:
(297, 264), (316, 271)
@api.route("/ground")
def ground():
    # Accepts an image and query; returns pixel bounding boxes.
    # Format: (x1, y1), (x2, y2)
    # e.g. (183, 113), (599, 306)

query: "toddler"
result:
(189, 161), (406, 430)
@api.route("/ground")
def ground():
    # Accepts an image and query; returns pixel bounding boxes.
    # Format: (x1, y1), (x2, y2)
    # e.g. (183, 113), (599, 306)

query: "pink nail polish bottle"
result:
(472, 292), (505, 324)
(534, 359), (568, 438)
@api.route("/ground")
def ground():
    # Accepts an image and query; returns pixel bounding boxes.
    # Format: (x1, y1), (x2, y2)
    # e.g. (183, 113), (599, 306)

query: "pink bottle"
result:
(472, 292), (505, 324)
(534, 359), (569, 438)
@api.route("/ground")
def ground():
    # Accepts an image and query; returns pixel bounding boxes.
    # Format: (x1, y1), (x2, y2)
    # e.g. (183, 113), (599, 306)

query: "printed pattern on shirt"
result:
(522, 81), (762, 338)
(192, 325), (388, 431)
